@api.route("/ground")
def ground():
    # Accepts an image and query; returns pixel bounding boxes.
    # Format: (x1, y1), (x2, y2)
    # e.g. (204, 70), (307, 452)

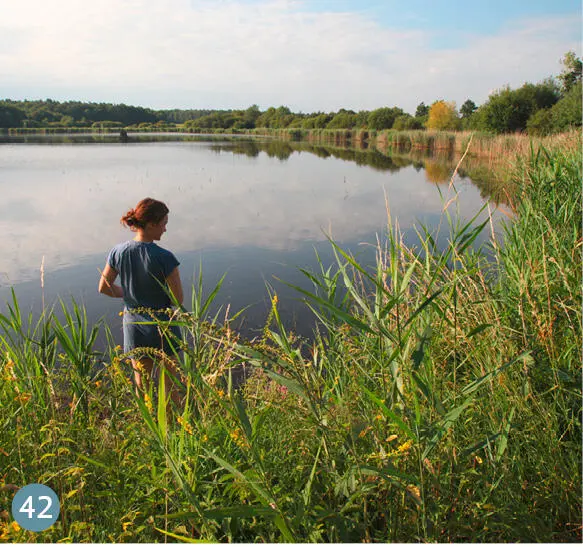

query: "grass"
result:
(0, 145), (581, 542)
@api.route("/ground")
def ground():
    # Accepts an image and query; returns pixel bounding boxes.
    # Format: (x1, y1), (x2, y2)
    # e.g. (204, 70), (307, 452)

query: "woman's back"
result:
(107, 240), (179, 311)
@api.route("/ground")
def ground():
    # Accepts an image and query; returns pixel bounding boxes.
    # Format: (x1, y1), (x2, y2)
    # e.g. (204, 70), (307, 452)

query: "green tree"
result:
(460, 99), (477, 119)
(526, 108), (554, 135)
(326, 109), (357, 129)
(367, 107), (404, 130)
(477, 81), (560, 133)
(0, 104), (26, 128)
(243, 104), (261, 128)
(549, 80), (582, 131)
(393, 114), (423, 130)
(558, 51), (582, 93)
(415, 102), (429, 117)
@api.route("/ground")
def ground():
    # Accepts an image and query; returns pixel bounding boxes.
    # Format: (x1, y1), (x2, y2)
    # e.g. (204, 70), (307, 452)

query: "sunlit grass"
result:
(0, 146), (580, 542)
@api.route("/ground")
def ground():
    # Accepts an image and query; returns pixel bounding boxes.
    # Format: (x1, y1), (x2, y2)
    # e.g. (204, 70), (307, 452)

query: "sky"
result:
(0, 0), (581, 114)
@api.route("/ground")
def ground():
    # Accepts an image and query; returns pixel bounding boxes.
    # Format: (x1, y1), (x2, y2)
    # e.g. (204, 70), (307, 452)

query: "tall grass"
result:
(0, 146), (580, 542)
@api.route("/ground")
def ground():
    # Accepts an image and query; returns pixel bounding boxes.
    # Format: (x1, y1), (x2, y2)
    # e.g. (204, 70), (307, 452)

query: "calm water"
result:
(0, 135), (509, 345)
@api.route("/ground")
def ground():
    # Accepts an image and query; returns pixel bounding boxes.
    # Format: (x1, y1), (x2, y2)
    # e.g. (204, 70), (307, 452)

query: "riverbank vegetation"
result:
(1, 139), (580, 541)
(2, 52), (580, 136)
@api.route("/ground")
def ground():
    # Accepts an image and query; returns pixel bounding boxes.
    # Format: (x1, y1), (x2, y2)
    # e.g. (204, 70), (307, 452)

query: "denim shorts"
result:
(122, 309), (182, 356)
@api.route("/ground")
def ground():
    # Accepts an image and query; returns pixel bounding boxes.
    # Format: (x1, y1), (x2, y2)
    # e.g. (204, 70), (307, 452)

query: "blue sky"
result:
(1, 0), (581, 113)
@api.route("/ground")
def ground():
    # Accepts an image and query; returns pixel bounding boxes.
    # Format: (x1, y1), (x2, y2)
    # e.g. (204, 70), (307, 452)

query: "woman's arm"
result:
(166, 266), (184, 306)
(98, 263), (123, 298)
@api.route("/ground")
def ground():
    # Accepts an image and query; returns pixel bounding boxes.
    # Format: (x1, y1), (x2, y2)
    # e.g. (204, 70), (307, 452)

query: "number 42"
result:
(19, 496), (53, 519)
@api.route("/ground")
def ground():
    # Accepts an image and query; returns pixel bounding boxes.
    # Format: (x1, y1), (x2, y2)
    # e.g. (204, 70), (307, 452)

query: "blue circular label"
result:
(11, 483), (60, 532)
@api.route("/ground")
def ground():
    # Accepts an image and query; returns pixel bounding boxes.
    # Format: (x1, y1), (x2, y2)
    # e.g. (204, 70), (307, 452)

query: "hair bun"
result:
(121, 208), (137, 227)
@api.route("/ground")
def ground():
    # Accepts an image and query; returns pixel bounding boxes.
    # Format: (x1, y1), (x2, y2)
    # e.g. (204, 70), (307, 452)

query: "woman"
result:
(99, 197), (183, 402)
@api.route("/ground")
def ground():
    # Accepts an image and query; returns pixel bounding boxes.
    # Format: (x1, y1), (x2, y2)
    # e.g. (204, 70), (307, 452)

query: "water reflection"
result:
(0, 135), (509, 291)
(0, 134), (513, 344)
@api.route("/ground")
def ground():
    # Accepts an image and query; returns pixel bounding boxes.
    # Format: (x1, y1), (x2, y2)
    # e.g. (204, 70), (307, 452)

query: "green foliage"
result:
(460, 99), (477, 119)
(526, 108), (554, 135)
(415, 102), (429, 118)
(548, 81), (582, 131)
(476, 81), (560, 133)
(326, 109), (358, 129)
(367, 107), (404, 130)
(392, 115), (423, 130)
(0, 143), (580, 542)
(558, 51), (582, 93)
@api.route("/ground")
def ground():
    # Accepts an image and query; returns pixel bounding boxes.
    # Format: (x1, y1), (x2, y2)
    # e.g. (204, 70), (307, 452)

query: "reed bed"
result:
(0, 146), (580, 542)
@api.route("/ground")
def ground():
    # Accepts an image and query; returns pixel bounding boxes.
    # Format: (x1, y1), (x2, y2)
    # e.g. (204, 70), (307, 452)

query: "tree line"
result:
(1, 52), (580, 135)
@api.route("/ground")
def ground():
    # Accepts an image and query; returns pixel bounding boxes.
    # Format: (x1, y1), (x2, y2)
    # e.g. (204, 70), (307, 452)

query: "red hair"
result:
(121, 198), (169, 229)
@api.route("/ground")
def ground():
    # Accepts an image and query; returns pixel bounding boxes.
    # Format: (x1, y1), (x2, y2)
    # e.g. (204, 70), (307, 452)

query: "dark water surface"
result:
(0, 134), (509, 347)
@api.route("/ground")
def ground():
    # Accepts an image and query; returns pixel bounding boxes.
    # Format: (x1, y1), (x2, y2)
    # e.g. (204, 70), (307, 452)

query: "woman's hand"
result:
(98, 263), (124, 298)
(166, 266), (184, 306)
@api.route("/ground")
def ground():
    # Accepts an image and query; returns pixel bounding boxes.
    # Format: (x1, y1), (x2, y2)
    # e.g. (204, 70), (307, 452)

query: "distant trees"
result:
(415, 102), (429, 118)
(558, 51), (582, 93)
(460, 99), (477, 119)
(475, 80), (560, 133)
(327, 109), (358, 129)
(0, 52), (580, 135)
(426, 101), (460, 130)
(367, 107), (404, 130)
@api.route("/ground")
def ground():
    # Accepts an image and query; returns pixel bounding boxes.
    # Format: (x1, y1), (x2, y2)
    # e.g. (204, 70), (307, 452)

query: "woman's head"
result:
(121, 198), (169, 230)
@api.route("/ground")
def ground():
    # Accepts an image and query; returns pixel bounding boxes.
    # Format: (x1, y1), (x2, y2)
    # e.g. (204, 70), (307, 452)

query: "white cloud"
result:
(0, 0), (580, 111)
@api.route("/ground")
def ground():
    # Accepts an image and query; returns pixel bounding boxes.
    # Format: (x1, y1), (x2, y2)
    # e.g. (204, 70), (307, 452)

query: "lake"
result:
(0, 134), (510, 346)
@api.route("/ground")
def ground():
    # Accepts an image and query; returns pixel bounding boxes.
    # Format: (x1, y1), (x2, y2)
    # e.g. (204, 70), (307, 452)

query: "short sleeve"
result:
(107, 247), (118, 271)
(161, 250), (179, 277)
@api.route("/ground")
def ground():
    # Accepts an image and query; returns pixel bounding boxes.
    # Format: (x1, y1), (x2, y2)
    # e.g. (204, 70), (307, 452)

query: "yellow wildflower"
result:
(11, 521), (21, 533)
(406, 485), (422, 505)
(386, 434), (398, 443)
(176, 415), (194, 435)
(94, 380), (103, 389)
(15, 393), (31, 404)
(397, 440), (413, 454)
(144, 393), (153, 412)
(374, 414), (383, 421)
(202, 434), (209, 443)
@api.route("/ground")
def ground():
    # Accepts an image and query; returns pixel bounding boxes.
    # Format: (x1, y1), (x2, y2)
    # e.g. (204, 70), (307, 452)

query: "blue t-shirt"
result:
(107, 240), (180, 312)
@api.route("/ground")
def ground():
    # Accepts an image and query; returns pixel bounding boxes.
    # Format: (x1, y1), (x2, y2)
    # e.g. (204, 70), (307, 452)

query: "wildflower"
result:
(374, 414), (383, 421)
(386, 434), (398, 443)
(143, 393), (153, 413)
(118, 311), (124, 316)
(202, 434), (209, 443)
(358, 426), (372, 439)
(15, 393), (31, 404)
(122, 521), (131, 532)
(475, 455), (483, 465)
(11, 521), (21, 533)
(397, 440), (413, 453)
(406, 485), (422, 505)
(217, 389), (225, 399)
(176, 415), (194, 435)
(230, 429), (241, 441)
(94, 380), (103, 389)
